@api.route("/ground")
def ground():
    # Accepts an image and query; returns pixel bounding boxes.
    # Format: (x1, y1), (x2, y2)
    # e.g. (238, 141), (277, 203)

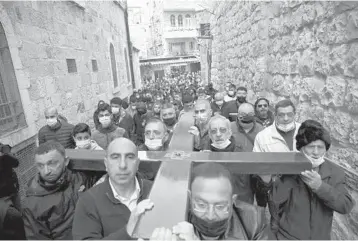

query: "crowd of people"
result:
(0, 75), (355, 240)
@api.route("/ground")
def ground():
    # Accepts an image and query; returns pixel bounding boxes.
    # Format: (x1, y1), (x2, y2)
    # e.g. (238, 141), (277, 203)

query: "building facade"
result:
(140, 0), (201, 82)
(0, 1), (138, 197)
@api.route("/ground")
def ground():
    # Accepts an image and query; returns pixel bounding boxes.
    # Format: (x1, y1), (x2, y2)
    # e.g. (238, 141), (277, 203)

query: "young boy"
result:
(72, 123), (103, 150)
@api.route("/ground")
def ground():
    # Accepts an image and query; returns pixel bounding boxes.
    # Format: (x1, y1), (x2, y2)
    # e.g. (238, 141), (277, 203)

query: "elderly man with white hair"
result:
(201, 115), (256, 205)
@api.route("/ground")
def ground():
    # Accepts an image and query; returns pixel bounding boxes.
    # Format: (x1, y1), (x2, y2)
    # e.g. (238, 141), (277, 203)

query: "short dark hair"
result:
(229, 84), (236, 89)
(122, 100), (129, 109)
(97, 100), (106, 108)
(35, 141), (66, 158)
(191, 163), (234, 191)
(254, 98), (270, 109)
(129, 95), (137, 103)
(296, 120), (331, 151)
(72, 123), (91, 137)
(275, 99), (296, 114)
(237, 86), (247, 92)
(110, 97), (122, 106)
(97, 103), (112, 114)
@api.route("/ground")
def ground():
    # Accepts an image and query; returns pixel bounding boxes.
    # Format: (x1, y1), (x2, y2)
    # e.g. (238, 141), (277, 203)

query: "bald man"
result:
(73, 138), (153, 240)
(211, 92), (227, 115)
(231, 103), (264, 152)
(38, 107), (75, 148)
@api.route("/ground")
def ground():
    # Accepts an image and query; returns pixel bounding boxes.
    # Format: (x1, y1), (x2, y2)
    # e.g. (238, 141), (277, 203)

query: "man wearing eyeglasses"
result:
(254, 98), (274, 128)
(149, 163), (268, 240)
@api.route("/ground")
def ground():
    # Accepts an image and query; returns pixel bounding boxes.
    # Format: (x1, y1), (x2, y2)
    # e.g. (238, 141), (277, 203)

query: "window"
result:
(170, 15), (176, 27)
(109, 43), (118, 88)
(185, 14), (191, 26)
(91, 59), (98, 72)
(66, 59), (77, 73)
(0, 22), (26, 134)
(124, 48), (131, 83)
(178, 15), (183, 27)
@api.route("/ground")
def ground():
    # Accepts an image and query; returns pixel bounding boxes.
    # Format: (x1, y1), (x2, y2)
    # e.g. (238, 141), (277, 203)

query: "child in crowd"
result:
(72, 123), (103, 150)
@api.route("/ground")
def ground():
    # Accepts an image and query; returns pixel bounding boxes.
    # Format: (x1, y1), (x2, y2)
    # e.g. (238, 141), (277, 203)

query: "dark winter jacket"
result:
(138, 143), (169, 181)
(72, 175), (152, 240)
(22, 169), (96, 240)
(133, 112), (150, 146)
(114, 112), (135, 141)
(202, 136), (254, 205)
(230, 121), (264, 152)
(222, 100), (245, 122)
(0, 196), (26, 240)
(92, 124), (128, 150)
(210, 101), (228, 116)
(255, 110), (275, 128)
(38, 121), (75, 148)
(268, 160), (355, 240)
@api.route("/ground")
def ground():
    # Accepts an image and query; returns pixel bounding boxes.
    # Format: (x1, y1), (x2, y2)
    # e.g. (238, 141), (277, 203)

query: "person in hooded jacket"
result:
(22, 141), (99, 240)
(267, 120), (354, 240)
(111, 97), (135, 141)
(92, 103), (128, 150)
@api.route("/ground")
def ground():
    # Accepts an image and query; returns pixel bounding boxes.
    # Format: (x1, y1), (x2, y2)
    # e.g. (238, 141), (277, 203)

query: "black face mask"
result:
(237, 96), (246, 103)
(137, 109), (147, 115)
(239, 115), (255, 124)
(189, 212), (230, 238)
(163, 117), (176, 126)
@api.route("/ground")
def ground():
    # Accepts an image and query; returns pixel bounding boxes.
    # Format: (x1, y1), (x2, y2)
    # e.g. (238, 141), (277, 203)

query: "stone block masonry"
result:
(209, 1), (358, 239)
(0, 1), (136, 202)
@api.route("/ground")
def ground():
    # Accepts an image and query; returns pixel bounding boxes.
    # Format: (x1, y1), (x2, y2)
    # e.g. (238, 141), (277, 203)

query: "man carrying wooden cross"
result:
(150, 163), (268, 240)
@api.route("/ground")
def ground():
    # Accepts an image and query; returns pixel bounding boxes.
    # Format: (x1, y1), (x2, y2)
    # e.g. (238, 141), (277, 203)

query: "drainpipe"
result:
(124, 0), (136, 89)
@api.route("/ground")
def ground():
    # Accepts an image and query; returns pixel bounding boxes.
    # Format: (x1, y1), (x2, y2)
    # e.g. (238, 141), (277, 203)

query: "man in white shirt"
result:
(72, 138), (153, 240)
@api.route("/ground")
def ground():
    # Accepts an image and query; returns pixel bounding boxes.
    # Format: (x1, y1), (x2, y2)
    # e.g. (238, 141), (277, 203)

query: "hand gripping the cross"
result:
(300, 170), (322, 191)
(127, 199), (154, 236)
(142, 221), (199, 241)
(188, 126), (201, 150)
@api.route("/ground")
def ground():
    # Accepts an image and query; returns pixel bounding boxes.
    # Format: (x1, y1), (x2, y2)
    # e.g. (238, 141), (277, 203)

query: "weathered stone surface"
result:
(211, 2), (358, 237)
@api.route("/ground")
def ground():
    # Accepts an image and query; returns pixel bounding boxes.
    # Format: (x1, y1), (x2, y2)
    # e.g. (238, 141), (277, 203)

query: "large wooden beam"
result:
(67, 150), (311, 175)
(133, 111), (195, 239)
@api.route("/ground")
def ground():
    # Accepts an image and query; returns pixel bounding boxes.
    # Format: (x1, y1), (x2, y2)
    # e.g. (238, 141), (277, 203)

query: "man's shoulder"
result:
(256, 124), (274, 137)
(234, 200), (264, 222)
(38, 125), (49, 133)
(61, 121), (74, 129)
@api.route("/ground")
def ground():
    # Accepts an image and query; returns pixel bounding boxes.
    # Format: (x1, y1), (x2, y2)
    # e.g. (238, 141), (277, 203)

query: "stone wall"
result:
(209, 1), (358, 239)
(0, 1), (135, 148)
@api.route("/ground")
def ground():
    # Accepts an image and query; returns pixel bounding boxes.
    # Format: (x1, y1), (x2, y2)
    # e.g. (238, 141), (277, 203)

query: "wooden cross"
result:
(66, 112), (311, 239)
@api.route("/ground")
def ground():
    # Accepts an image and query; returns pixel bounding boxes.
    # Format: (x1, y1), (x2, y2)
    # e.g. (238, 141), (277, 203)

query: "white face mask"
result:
(303, 150), (325, 168)
(131, 105), (137, 110)
(111, 107), (120, 114)
(76, 139), (91, 149)
(211, 139), (231, 149)
(99, 116), (111, 127)
(145, 139), (163, 150)
(46, 118), (58, 127)
(196, 113), (209, 124)
(276, 122), (295, 132)
(216, 101), (224, 106)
